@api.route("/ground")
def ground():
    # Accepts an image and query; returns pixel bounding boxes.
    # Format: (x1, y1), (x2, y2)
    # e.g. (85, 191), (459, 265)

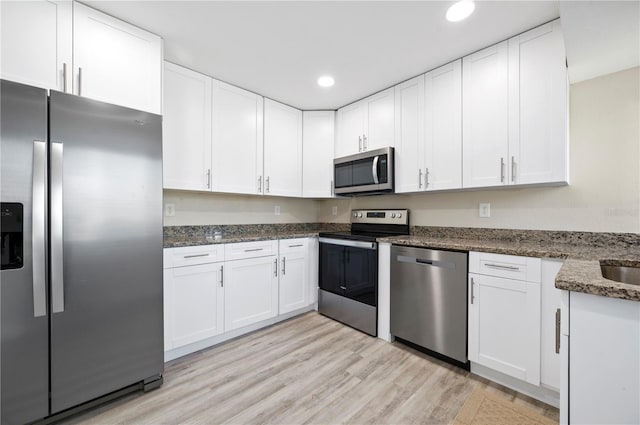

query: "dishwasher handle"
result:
(396, 255), (456, 270)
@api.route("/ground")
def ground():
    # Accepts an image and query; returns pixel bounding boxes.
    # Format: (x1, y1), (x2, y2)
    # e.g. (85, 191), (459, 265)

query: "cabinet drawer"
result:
(279, 238), (308, 254)
(225, 239), (278, 261)
(164, 245), (224, 269)
(469, 251), (541, 282)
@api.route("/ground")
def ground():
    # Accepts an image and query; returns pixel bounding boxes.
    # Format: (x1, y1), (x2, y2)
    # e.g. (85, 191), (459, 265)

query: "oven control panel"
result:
(351, 209), (409, 225)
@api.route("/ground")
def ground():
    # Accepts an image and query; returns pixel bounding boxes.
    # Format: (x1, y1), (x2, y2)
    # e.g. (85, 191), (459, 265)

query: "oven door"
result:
(318, 238), (378, 306)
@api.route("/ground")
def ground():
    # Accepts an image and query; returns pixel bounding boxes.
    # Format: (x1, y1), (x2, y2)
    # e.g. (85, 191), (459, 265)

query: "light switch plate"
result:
(275, 205), (281, 216)
(165, 203), (175, 217)
(479, 203), (490, 218)
(332, 206), (338, 216)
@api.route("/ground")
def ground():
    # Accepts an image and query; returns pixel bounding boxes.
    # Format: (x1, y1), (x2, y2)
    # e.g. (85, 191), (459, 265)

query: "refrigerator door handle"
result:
(32, 141), (48, 317)
(51, 142), (65, 313)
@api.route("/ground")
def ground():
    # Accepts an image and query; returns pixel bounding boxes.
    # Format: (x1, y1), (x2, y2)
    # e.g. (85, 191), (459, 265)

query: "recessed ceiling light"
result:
(317, 76), (335, 88)
(446, 0), (475, 22)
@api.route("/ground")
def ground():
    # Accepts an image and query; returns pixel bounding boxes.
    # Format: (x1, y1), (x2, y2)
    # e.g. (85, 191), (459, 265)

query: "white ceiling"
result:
(86, 1), (562, 110)
(559, 1), (640, 84)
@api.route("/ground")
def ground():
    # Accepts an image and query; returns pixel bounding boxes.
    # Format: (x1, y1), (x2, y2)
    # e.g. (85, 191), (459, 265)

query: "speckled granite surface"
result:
(381, 227), (640, 302)
(163, 223), (349, 248)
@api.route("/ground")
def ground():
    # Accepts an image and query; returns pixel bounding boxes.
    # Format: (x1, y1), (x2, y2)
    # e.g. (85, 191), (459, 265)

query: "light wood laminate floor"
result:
(65, 312), (559, 424)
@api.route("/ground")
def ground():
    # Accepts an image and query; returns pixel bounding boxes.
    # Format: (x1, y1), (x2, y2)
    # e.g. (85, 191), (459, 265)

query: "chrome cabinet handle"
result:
(282, 257), (286, 275)
(358, 136), (362, 152)
(266, 176), (270, 193)
(244, 248), (263, 252)
(555, 308), (561, 354)
(470, 277), (475, 304)
(339, 285), (347, 290)
(63, 62), (68, 93)
(500, 157), (505, 183)
(418, 169), (422, 188)
(183, 253), (209, 259)
(425, 168), (429, 188)
(51, 142), (65, 314)
(363, 134), (367, 150)
(330, 180), (334, 197)
(484, 263), (520, 271)
(206, 168), (211, 189)
(32, 141), (47, 317)
(274, 258), (278, 277)
(511, 156), (516, 183)
(257, 176), (262, 193)
(78, 67), (83, 96)
(288, 244), (303, 248)
(220, 265), (224, 287)
(372, 156), (379, 184)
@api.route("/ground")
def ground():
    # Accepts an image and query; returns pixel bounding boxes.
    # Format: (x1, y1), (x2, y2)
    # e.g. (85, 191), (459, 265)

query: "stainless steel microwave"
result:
(334, 147), (394, 195)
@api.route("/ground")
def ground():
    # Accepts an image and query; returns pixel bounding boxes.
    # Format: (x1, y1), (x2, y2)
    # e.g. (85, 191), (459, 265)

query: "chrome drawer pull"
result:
(470, 277), (475, 304)
(244, 248), (264, 252)
(288, 244), (303, 248)
(183, 253), (209, 259)
(484, 263), (520, 271)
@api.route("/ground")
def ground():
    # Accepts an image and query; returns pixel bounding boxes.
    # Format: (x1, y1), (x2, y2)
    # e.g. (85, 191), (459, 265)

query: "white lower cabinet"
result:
(163, 237), (317, 360)
(540, 259), (563, 391)
(224, 255), (279, 331)
(279, 239), (309, 314)
(468, 252), (541, 386)
(164, 263), (224, 351)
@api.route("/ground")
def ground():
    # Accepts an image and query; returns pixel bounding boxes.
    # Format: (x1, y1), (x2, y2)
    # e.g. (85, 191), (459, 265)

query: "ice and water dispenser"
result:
(1, 203), (23, 270)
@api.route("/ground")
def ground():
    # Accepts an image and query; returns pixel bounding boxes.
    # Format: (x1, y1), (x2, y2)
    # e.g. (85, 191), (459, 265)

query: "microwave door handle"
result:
(372, 156), (379, 184)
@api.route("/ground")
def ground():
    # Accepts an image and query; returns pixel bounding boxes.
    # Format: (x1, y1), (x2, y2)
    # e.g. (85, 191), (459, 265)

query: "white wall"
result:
(163, 190), (319, 226)
(319, 67), (640, 233)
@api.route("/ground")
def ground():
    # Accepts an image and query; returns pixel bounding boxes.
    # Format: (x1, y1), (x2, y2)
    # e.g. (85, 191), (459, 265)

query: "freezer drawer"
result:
(390, 245), (468, 364)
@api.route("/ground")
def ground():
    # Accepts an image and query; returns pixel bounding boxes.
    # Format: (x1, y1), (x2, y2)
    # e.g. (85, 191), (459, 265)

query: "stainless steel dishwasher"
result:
(390, 245), (468, 365)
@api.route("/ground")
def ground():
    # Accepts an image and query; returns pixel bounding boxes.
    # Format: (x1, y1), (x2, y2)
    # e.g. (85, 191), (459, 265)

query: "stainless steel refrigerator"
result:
(1, 79), (164, 424)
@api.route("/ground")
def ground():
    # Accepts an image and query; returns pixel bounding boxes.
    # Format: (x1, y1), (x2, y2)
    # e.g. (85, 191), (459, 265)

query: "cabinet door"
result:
(73, 2), (162, 114)
(540, 259), (563, 391)
(1, 0), (72, 92)
(263, 99), (303, 197)
(468, 273), (541, 385)
(336, 101), (366, 157)
(224, 256), (279, 331)
(394, 75), (425, 194)
(509, 21), (568, 185)
(425, 60), (463, 190)
(279, 240), (309, 314)
(212, 80), (264, 195)
(162, 62), (212, 191)
(462, 41), (509, 188)
(164, 263), (224, 350)
(302, 111), (335, 198)
(365, 87), (395, 151)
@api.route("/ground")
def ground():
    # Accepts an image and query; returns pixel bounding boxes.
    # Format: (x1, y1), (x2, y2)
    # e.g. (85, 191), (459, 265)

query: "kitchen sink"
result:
(600, 262), (640, 286)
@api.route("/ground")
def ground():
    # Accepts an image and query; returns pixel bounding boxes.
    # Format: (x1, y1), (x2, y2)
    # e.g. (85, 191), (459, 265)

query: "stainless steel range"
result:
(318, 209), (409, 336)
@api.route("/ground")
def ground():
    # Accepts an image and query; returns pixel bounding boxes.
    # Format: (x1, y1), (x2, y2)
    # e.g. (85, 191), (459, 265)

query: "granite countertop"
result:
(379, 234), (640, 302)
(164, 231), (321, 248)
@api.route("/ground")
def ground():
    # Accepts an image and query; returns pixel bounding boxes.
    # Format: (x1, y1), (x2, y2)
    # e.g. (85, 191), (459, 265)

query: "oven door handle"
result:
(319, 237), (376, 250)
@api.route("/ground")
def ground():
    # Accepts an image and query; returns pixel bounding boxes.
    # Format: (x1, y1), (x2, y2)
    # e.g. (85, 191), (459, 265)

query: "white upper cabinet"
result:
(464, 20), (567, 189)
(263, 99), (303, 197)
(302, 111), (335, 198)
(394, 75), (425, 194)
(425, 60), (463, 191)
(463, 41), (510, 188)
(73, 2), (162, 114)
(508, 21), (568, 185)
(336, 101), (366, 158)
(1, 0), (72, 92)
(212, 80), (264, 195)
(365, 88), (396, 151)
(162, 62), (212, 192)
(336, 87), (395, 157)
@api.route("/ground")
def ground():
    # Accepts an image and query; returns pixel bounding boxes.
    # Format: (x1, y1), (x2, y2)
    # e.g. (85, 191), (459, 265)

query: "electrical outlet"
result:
(479, 203), (490, 218)
(332, 206), (338, 216)
(165, 203), (175, 217)
(274, 205), (281, 216)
